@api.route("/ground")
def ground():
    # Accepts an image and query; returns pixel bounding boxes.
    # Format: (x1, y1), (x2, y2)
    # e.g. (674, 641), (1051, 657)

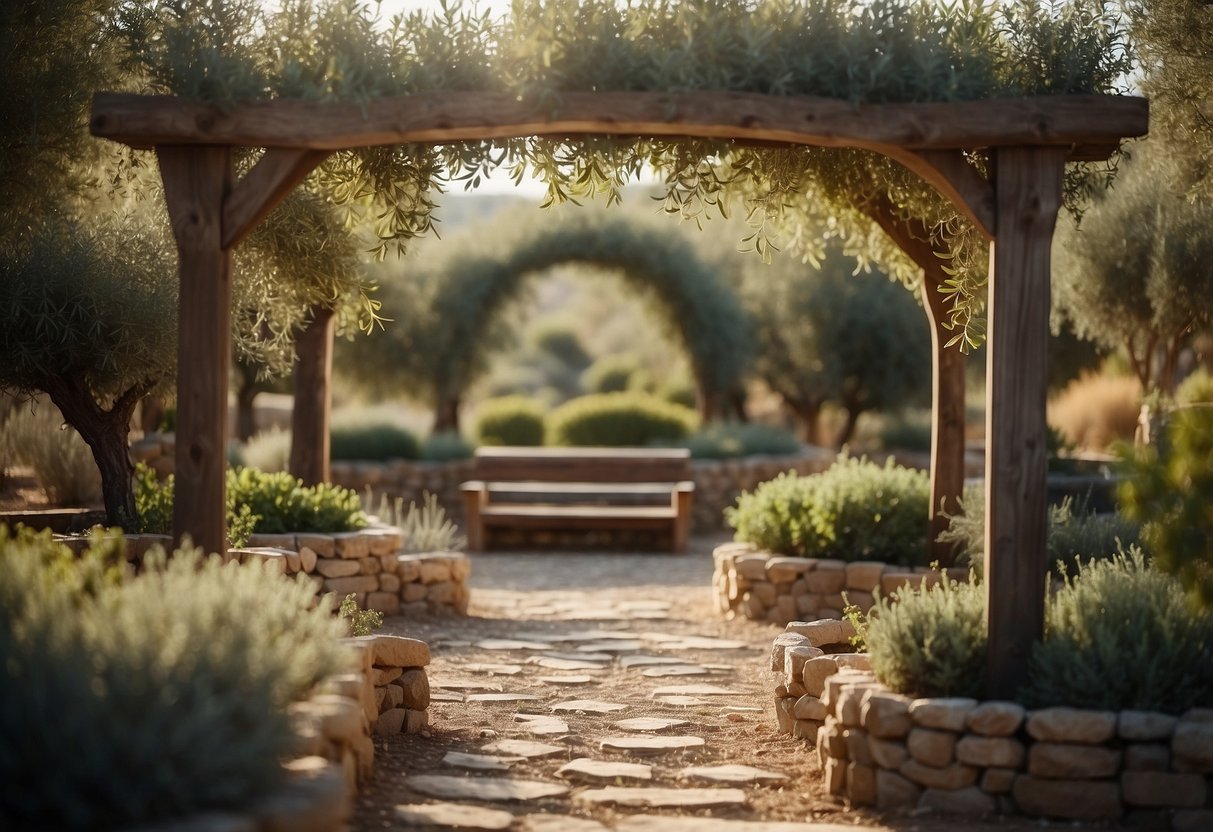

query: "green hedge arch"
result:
(421, 210), (753, 431)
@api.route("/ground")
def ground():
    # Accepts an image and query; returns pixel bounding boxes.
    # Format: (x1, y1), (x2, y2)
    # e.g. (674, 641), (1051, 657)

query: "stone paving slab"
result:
(651, 684), (740, 697)
(533, 657), (611, 671)
(544, 651), (614, 663)
(613, 717), (689, 732)
(575, 786), (747, 808)
(408, 775), (569, 802)
(575, 640), (647, 653)
(480, 739), (566, 758)
(655, 695), (711, 707)
(615, 818), (868, 832)
(620, 655), (688, 669)
(551, 699), (629, 714)
(476, 639), (555, 651)
(394, 801), (514, 830)
(521, 816), (611, 832)
(556, 758), (653, 783)
(514, 714), (570, 735)
(461, 663), (524, 675)
(680, 764), (789, 784)
(442, 751), (523, 771)
(536, 674), (595, 685)
(600, 735), (706, 755)
(641, 665), (712, 677)
(465, 692), (542, 703)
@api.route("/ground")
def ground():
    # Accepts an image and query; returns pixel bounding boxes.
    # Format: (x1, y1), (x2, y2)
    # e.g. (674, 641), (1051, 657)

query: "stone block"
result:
(868, 736), (909, 769)
(848, 762), (877, 807)
(427, 580), (456, 605)
(752, 580), (777, 607)
(785, 645), (823, 686)
(1119, 710), (1178, 742)
(822, 717), (847, 758)
(402, 582), (428, 603)
(918, 786), (996, 816)
(372, 665), (403, 686)
(379, 573), (401, 593)
(775, 595), (798, 623)
(396, 557), (421, 583)
(398, 668), (430, 710)
(966, 700), (1025, 736)
(384, 684), (404, 710)
(956, 736), (1025, 768)
(1174, 810), (1213, 832)
(1027, 707), (1117, 744)
(839, 684), (879, 727)
(735, 555), (769, 581)
(1028, 742), (1121, 779)
(366, 592), (400, 615)
(449, 554), (471, 582)
(364, 528), (401, 556)
(880, 571), (921, 595)
(405, 708), (428, 733)
(845, 561), (885, 591)
(298, 546), (319, 573)
(374, 687), (387, 712)
(825, 757), (847, 795)
(845, 728), (872, 766)
(315, 558), (361, 579)
(1124, 743), (1170, 772)
(1173, 715), (1213, 770)
(823, 670), (875, 712)
(786, 619), (843, 648)
(910, 697), (978, 732)
(360, 634), (430, 668)
(307, 694), (363, 744)
(283, 549), (302, 573)
(806, 568), (846, 594)
(794, 695), (827, 721)
(296, 534), (335, 558)
(795, 594), (818, 616)
(793, 718), (822, 740)
(375, 707), (407, 735)
(357, 556), (383, 576)
(247, 533), (296, 549)
(906, 727), (956, 768)
(333, 532), (371, 560)
(379, 553), (399, 574)
(875, 770), (921, 810)
(846, 590), (876, 614)
(861, 690), (913, 739)
(766, 557), (814, 583)
(1121, 771), (1206, 808)
(323, 575), (379, 595)
(775, 696), (795, 734)
(980, 767), (1016, 794)
(900, 759), (977, 790)
(1011, 775), (1122, 821)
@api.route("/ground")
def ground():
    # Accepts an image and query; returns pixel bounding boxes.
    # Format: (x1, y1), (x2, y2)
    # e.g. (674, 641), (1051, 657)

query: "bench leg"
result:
(672, 489), (693, 554)
(462, 488), (486, 551)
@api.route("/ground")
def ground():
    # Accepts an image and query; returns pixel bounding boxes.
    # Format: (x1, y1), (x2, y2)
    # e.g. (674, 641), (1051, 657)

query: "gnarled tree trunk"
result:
(289, 306), (335, 486)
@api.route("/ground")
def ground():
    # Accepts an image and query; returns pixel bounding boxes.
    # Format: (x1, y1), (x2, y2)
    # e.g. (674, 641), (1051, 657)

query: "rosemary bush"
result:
(0, 400), (101, 506)
(546, 392), (699, 447)
(866, 572), (986, 699)
(679, 423), (802, 459)
(330, 422), (420, 461)
(726, 454), (930, 564)
(1022, 549), (1213, 712)
(475, 396), (547, 446)
(369, 491), (467, 553)
(421, 431), (476, 461)
(0, 526), (346, 829)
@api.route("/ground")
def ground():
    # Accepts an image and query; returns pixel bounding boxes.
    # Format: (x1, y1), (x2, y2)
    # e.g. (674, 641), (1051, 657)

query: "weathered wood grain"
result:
(288, 306), (335, 486)
(222, 148), (329, 249)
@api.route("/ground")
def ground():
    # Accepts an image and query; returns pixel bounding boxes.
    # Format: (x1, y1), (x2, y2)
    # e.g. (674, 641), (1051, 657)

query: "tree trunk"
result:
(836, 405), (862, 448)
(786, 398), (824, 446)
(289, 306), (335, 486)
(235, 377), (259, 442)
(44, 375), (149, 529)
(433, 396), (461, 434)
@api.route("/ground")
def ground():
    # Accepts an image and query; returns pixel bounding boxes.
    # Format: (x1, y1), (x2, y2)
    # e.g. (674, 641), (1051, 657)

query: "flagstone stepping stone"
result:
(513, 714), (569, 735)
(408, 775), (569, 802)
(537, 675), (594, 685)
(462, 663), (524, 675)
(433, 640), (473, 649)
(522, 606), (559, 616)
(442, 751), (524, 772)
(395, 802), (514, 830)
(600, 736), (706, 755)
(431, 691), (466, 703)
(620, 655), (687, 669)
(574, 640), (645, 653)
(533, 657), (609, 671)
(557, 608), (623, 620)
(641, 665), (711, 678)
(655, 696), (710, 707)
(542, 651), (613, 663)
(522, 816), (610, 832)
(575, 786), (746, 808)
(613, 717), (689, 732)
(680, 764), (789, 784)
(719, 705), (763, 714)
(436, 680), (504, 692)
(557, 758), (653, 783)
(546, 630), (641, 642)
(481, 739), (566, 758)
(615, 817), (859, 832)
(551, 699), (628, 714)
(616, 600), (670, 611)
(466, 693), (541, 703)
(476, 639), (555, 651)
(659, 637), (749, 650)
(651, 684), (740, 697)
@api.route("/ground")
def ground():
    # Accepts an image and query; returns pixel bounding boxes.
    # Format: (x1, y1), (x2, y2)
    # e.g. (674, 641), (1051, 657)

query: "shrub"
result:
(136, 465), (366, 537)
(582, 354), (650, 394)
(421, 431), (475, 461)
(475, 396), (546, 446)
(0, 526), (347, 829)
(865, 572), (986, 699)
(240, 426), (291, 473)
(877, 411), (933, 453)
(726, 454), (931, 565)
(1022, 550), (1213, 713)
(546, 392), (699, 447)
(658, 378), (697, 410)
(937, 487), (1142, 577)
(1176, 368), (1213, 406)
(680, 423), (801, 459)
(339, 594), (383, 637)
(330, 422), (419, 461)
(367, 491), (467, 553)
(0, 400), (101, 506)
(1048, 372), (1141, 450)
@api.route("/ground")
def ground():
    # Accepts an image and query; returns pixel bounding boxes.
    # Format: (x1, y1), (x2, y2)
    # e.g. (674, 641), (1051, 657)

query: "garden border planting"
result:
(767, 624), (1213, 829)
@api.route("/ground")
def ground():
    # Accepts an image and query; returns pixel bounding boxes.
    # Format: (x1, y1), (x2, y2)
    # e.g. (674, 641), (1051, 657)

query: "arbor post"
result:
(921, 278), (967, 566)
(984, 146), (1066, 699)
(289, 306), (336, 485)
(158, 146), (233, 556)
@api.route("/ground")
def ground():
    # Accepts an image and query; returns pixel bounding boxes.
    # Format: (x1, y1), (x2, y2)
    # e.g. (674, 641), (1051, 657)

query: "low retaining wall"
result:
(120, 526), (470, 616)
(714, 542), (968, 625)
(769, 624), (1213, 830)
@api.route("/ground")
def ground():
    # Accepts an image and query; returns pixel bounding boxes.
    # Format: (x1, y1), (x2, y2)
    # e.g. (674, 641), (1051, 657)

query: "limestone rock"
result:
(395, 802), (513, 830)
(1026, 707), (1117, 744)
(965, 701), (1024, 736)
(1119, 710), (1178, 741)
(918, 786), (996, 816)
(407, 775), (568, 802)
(861, 690), (913, 739)
(793, 695), (827, 722)
(358, 635), (430, 667)
(899, 759), (977, 790)
(600, 736), (706, 755)
(955, 736), (1025, 768)
(867, 736), (909, 769)
(1011, 775), (1122, 821)
(1124, 743), (1170, 771)
(786, 619), (842, 648)
(398, 668), (430, 710)
(442, 752), (523, 772)
(679, 764), (788, 784)
(909, 697), (976, 732)
(906, 727), (956, 768)
(784, 646), (822, 687)
(1173, 715), (1213, 770)
(802, 656), (839, 698)
(770, 632), (811, 672)
(575, 786), (746, 809)
(766, 557), (814, 583)
(372, 666), (404, 686)
(1028, 742), (1121, 779)
(980, 767), (1016, 794)
(557, 758), (652, 783)
(875, 769), (921, 810)
(1121, 771), (1207, 808)
(376, 708), (407, 735)
(847, 761), (876, 807)
(845, 561), (885, 591)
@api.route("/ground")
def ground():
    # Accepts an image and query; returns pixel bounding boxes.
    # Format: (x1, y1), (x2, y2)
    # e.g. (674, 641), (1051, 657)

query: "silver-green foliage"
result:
(866, 572), (986, 698)
(0, 526), (347, 829)
(1022, 549), (1213, 712)
(0, 401), (102, 506)
(546, 392), (700, 447)
(370, 491), (468, 554)
(680, 423), (802, 460)
(727, 454), (931, 565)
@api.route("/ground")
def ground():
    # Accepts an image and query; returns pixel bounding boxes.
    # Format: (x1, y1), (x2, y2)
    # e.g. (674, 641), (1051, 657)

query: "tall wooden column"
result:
(921, 278), (967, 565)
(158, 146), (233, 556)
(289, 306), (336, 485)
(984, 146), (1066, 699)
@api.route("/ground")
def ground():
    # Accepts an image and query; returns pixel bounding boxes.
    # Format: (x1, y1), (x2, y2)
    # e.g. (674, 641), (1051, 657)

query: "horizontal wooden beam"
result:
(222, 148), (329, 249)
(92, 91), (1147, 159)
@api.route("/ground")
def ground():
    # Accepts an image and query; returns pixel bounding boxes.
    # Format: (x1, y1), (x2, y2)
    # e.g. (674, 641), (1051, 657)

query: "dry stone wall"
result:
(714, 542), (969, 625)
(120, 527), (470, 616)
(768, 624), (1213, 830)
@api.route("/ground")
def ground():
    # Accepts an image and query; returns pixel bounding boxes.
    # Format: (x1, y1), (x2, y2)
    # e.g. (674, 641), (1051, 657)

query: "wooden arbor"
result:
(90, 89), (1147, 697)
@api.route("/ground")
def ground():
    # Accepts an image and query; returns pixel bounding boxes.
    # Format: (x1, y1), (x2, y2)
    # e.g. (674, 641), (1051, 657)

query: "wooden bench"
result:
(460, 447), (695, 553)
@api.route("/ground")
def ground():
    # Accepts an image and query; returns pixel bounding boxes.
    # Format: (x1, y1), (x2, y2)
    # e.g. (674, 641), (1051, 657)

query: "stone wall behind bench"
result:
(714, 542), (969, 625)
(768, 623), (1213, 830)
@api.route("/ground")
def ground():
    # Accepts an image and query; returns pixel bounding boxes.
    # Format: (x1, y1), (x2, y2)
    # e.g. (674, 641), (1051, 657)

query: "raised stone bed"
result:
(714, 542), (968, 625)
(768, 624), (1213, 830)
(118, 526), (470, 616)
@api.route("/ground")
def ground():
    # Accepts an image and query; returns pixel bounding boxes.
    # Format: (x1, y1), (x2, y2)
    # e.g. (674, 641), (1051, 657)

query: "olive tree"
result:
(739, 244), (932, 447)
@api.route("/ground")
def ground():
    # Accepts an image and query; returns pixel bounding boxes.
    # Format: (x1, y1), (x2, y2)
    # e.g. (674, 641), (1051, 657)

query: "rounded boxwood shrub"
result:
(726, 454), (930, 564)
(546, 392), (699, 447)
(475, 396), (547, 446)
(681, 423), (801, 459)
(330, 422), (419, 461)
